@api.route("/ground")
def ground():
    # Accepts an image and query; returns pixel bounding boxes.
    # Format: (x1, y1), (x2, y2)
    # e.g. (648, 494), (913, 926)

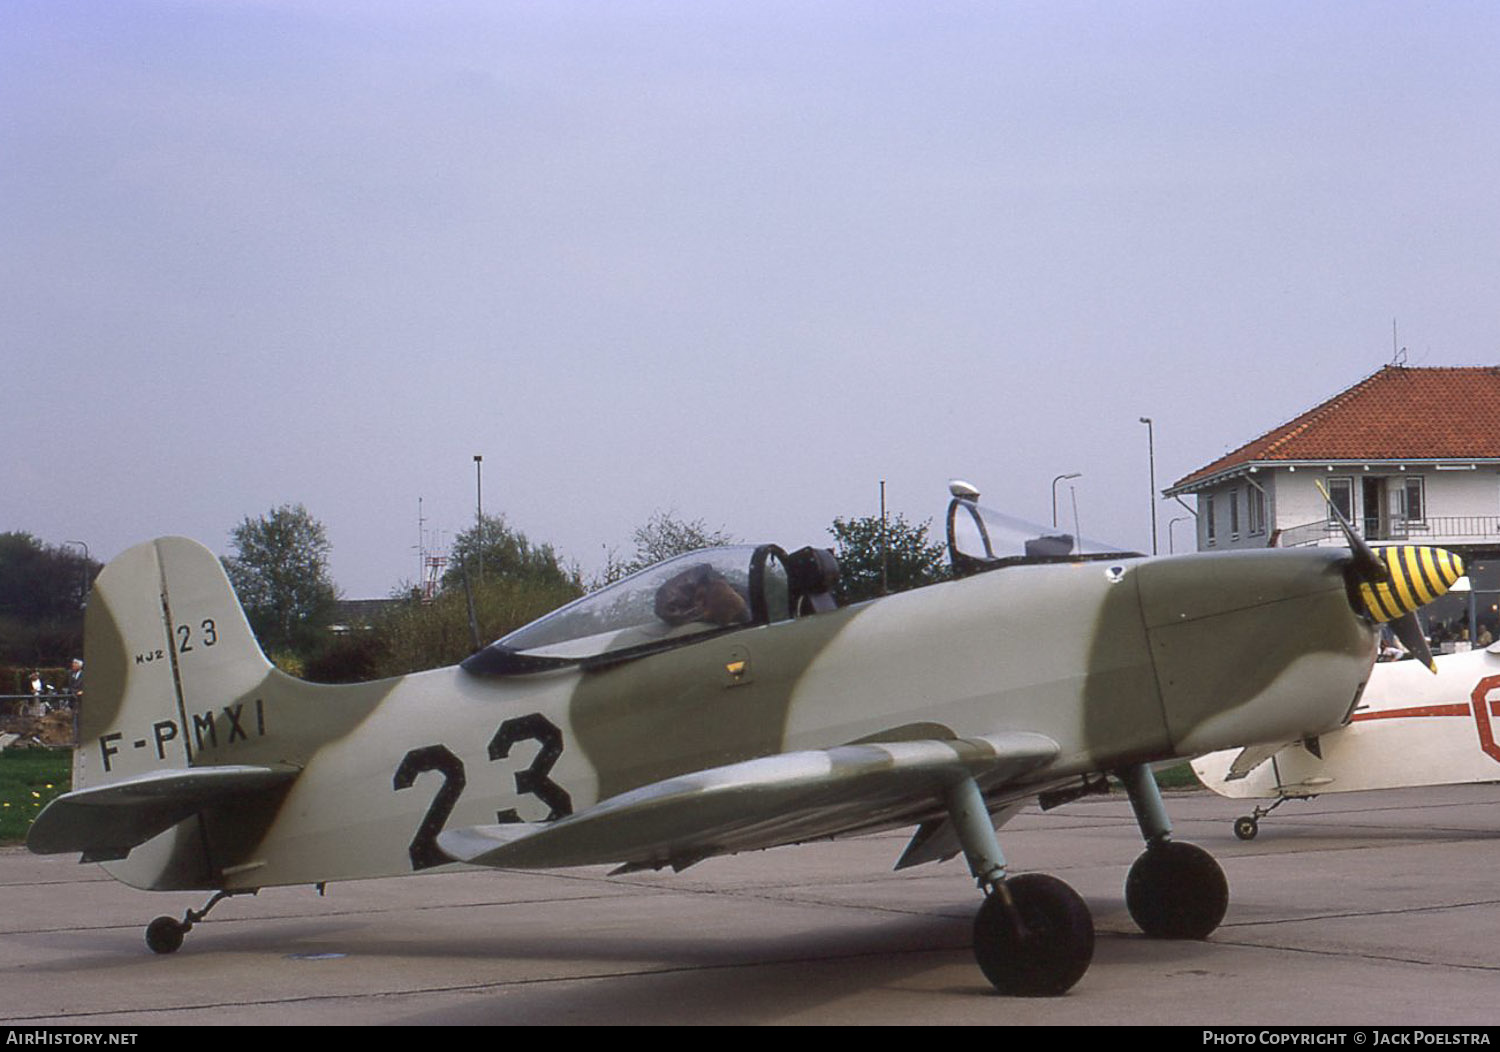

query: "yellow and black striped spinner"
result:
(1357, 546), (1465, 622)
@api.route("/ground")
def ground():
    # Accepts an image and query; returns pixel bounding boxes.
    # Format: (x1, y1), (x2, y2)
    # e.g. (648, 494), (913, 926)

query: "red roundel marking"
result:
(1470, 674), (1500, 766)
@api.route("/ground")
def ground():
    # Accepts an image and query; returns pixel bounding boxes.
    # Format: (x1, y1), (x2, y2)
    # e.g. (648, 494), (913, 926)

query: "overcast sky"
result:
(6, 1), (1500, 597)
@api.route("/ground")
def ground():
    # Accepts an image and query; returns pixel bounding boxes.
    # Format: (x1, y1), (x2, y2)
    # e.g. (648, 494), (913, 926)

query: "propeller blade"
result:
(1314, 479), (1386, 583)
(1389, 611), (1438, 673)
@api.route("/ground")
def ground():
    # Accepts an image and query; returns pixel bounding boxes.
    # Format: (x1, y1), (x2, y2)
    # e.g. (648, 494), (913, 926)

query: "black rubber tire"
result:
(1234, 815), (1259, 841)
(1125, 840), (1229, 939)
(145, 916), (184, 955)
(973, 873), (1094, 996)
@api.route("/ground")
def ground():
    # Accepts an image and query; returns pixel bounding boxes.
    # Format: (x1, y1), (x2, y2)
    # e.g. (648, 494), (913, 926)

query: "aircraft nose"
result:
(1134, 549), (1378, 757)
(1345, 545), (1463, 672)
(1352, 545), (1463, 621)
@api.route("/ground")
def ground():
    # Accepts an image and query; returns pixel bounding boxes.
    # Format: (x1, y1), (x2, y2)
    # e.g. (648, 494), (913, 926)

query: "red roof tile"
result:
(1169, 366), (1500, 491)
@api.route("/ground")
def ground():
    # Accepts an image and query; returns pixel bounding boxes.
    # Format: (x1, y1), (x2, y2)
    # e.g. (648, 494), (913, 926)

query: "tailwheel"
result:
(1233, 815), (1259, 841)
(145, 916), (185, 955)
(1125, 840), (1228, 939)
(973, 873), (1094, 997)
(141, 888), (254, 955)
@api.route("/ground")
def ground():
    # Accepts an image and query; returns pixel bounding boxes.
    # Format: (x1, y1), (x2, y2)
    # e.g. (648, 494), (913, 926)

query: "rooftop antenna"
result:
(1392, 319), (1407, 366)
(416, 496), (426, 584)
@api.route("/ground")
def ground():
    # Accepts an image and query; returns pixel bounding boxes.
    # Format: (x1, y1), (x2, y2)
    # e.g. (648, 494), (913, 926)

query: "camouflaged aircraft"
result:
(27, 485), (1463, 996)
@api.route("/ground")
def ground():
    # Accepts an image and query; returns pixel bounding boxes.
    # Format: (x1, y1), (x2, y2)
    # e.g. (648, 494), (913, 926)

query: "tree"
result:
(442, 514), (575, 592)
(630, 510), (735, 565)
(828, 514), (948, 605)
(351, 570), (583, 678)
(595, 510), (737, 587)
(225, 504), (338, 655)
(0, 533), (100, 664)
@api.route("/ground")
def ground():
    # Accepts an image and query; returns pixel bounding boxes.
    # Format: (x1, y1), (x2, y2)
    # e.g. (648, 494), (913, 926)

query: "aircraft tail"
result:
(29, 538), (308, 887)
(71, 537), (276, 790)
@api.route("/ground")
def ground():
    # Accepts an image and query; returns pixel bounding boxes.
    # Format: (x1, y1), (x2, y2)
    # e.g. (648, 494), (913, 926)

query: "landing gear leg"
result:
(947, 776), (1093, 996)
(1118, 763), (1227, 940)
(145, 888), (258, 954)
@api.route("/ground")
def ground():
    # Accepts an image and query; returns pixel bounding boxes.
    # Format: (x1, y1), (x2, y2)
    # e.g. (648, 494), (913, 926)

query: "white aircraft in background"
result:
(1194, 643), (1500, 839)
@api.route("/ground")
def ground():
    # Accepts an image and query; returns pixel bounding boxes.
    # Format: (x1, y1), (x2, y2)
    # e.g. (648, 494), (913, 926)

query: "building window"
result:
(1204, 493), (1216, 545)
(1327, 476), (1354, 526)
(1248, 486), (1266, 535)
(1400, 476), (1425, 525)
(1229, 488), (1240, 539)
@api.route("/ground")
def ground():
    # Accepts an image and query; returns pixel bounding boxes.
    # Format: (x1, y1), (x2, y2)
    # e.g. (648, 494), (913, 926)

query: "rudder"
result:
(75, 537), (274, 791)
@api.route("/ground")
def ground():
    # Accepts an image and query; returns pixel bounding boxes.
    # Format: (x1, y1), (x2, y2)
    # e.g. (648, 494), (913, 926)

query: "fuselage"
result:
(90, 545), (1378, 891)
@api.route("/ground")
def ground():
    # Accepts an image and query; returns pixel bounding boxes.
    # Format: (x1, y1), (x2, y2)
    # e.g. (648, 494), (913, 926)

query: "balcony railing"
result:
(1277, 515), (1500, 548)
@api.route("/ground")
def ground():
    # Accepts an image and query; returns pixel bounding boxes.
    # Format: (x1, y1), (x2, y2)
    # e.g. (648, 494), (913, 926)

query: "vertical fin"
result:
(76, 538), (273, 791)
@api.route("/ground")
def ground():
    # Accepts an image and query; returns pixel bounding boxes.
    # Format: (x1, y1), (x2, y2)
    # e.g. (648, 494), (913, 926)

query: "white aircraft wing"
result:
(1195, 644), (1500, 802)
(438, 732), (1059, 872)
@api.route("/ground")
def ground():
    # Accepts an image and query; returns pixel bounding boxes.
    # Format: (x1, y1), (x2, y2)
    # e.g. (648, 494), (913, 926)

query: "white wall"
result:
(1189, 464), (1500, 551)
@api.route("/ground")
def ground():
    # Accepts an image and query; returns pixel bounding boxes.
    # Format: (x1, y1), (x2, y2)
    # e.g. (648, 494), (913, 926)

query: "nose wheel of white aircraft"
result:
(974, 874), (1094, 997)
(1230, 795), (1300, 840)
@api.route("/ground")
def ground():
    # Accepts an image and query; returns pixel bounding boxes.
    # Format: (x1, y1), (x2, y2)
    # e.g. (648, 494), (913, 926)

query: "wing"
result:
(1223, 742), (1284, 781)
(27, 765), (299, 862)
(438, 732), (1058, 872)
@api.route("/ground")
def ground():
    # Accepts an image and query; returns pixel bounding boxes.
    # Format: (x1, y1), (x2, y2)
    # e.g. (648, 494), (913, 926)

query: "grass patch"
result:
(0, 748), (71, 844)
(1152, 761), (1202, 790)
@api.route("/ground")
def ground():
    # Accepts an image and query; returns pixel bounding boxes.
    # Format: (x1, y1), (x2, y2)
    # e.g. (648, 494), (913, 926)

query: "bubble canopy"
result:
(502, 547), (767, 655)
(462, 545), (803, 676)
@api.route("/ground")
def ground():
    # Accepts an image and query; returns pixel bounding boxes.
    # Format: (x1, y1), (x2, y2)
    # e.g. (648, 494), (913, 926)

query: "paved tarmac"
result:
(2, 785), (1495, 1026)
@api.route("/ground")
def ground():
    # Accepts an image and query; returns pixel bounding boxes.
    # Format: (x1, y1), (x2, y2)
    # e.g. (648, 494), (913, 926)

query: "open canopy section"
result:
(946, 495), (1141, 577)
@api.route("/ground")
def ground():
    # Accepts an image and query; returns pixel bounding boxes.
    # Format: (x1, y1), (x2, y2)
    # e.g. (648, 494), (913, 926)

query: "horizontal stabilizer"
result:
(439, 732), (1058, 871)
(27, 765), (299, 861)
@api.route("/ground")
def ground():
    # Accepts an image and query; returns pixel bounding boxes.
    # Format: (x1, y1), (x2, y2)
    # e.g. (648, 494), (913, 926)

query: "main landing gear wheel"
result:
(1125, 841), (1228, 940)
(973, 873), (1094, 997)
(145, 916), (185, 955)
(1234, 815), (1259, 841)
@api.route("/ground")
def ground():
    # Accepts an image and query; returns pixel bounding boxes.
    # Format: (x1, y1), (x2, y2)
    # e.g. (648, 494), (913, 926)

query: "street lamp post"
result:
(65, 540), (90, 608)
(473, 454), (484, 585)
(1051, 473), (1081, 529)
(1139, 418), (1157, 555)
(1168, 515), (1192, 554)
(879, 479), (888, 597)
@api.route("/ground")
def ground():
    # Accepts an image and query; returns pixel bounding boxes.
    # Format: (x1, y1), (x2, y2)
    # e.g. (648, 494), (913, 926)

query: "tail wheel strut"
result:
(144, 888), (258, 954)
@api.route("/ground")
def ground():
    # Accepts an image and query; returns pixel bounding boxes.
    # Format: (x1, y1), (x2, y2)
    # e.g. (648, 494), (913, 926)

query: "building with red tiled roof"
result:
(1165, 365), (1500, 648)
(1165, 366), (1500, 554)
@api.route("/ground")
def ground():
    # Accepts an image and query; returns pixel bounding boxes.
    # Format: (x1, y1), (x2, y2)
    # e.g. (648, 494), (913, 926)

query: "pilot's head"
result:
(655, 565), (751, 627)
